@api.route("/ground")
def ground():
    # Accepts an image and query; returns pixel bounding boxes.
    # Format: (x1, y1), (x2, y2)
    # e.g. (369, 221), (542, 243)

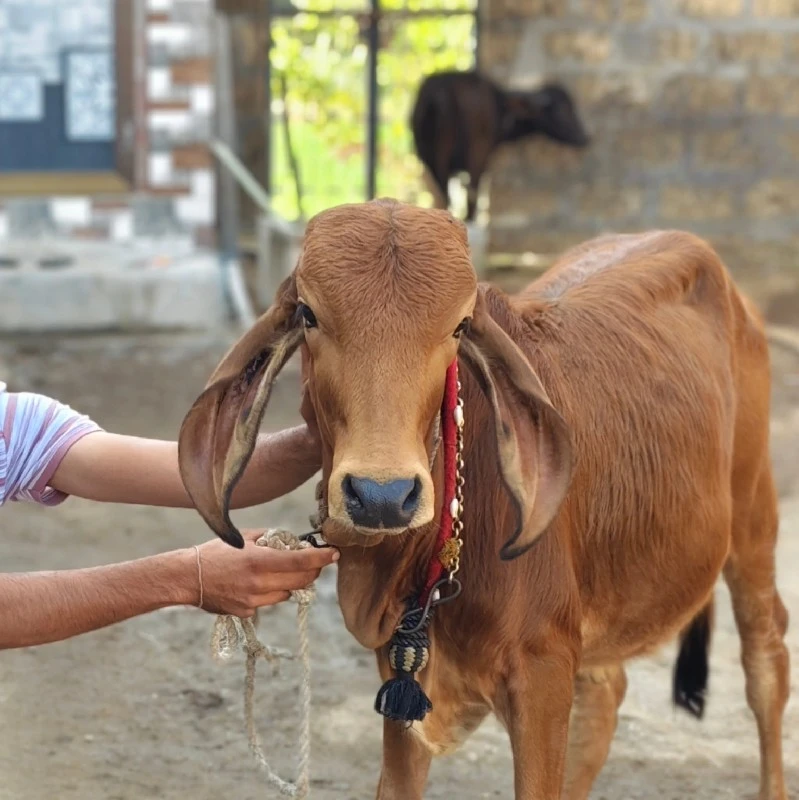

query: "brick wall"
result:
(480, 0), (799, 267)
(0, 0), (216, 250)
(146, 0), (216, 246)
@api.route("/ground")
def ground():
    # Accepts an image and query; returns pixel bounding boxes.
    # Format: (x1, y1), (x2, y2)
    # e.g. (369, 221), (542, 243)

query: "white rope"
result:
(210, 529), (314, 798)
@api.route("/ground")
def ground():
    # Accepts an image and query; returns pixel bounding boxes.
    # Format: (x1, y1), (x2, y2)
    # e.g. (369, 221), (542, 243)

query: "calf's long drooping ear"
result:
(178, 275), (302, 548)
(460, 289), (573, 560)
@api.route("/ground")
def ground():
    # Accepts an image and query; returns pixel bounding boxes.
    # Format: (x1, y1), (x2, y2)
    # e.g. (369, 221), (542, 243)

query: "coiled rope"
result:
(210, 529), (314, 798)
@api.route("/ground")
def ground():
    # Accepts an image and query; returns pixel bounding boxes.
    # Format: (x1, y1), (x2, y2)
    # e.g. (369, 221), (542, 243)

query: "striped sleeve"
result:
(0, 382), (103, 507)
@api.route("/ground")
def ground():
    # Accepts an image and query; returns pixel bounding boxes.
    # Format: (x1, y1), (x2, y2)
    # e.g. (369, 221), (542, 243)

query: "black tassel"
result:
(374, 606), (434, 722)
(375, 671), (432, 721)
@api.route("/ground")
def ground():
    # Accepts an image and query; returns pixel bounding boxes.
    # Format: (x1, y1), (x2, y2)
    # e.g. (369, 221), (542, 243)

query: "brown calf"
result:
(179, 201), (789, 799)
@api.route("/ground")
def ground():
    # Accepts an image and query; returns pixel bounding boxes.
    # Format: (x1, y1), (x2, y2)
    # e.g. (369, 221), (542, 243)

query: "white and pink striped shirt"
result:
(0, 381), (102, 507)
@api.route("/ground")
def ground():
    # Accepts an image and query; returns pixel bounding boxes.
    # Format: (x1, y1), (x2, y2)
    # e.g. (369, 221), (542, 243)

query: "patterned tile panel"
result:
(63, 49), (115, 141)
(0, 73), (43, 121)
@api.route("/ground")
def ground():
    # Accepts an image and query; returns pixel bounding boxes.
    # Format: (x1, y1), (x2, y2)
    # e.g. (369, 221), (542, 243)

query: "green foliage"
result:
(270, 3), (475, 220)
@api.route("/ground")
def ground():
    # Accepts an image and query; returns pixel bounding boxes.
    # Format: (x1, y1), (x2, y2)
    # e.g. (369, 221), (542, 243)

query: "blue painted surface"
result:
(0, 85), (115, 172)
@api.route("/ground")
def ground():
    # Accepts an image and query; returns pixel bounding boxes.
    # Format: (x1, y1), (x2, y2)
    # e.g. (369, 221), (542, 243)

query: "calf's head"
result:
(178, 199), (572, 560)
(502, 83), (590, 148)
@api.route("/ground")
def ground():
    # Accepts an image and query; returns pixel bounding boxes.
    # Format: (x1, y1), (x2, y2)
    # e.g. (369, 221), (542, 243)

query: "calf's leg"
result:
(561, 664), (627, 800)
(375, 719), (432, 800)
(504, 652), (576, 799)
(725, 469), (789, 800)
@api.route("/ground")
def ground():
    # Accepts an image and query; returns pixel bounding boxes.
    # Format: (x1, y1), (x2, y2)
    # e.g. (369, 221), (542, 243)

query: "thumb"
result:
(240, 528), (309, 546)
(242, 528), (268, 544)
(240, 529), (340, 565)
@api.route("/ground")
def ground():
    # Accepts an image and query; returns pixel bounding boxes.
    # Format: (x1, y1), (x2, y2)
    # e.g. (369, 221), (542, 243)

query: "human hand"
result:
(193, 529), (339, 617)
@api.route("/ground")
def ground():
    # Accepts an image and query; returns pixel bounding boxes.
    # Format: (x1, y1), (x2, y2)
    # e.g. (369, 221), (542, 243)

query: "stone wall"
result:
(0, 0), (216, 250)
(480, 0), (799, 268)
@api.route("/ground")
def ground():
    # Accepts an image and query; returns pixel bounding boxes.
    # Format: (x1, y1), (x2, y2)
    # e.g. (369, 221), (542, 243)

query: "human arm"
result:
(49, 425), (322, 509)
(0, 529), (338, 650)
(0, 382), (320, 510)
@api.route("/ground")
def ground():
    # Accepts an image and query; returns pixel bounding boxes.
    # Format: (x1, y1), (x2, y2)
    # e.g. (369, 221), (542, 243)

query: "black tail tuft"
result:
(672, 601), (713, 719)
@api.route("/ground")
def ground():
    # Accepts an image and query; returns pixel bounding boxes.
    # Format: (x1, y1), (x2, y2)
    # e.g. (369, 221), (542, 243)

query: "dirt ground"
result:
(0, 309), (798, 799)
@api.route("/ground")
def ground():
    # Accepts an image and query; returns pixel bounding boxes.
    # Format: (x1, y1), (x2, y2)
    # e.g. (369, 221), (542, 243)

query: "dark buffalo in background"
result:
(410, 69), (590, 222)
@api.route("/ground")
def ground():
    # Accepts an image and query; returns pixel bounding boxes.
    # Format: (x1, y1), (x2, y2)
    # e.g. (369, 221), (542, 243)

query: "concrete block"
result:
(576, 184), (644, 220)
(714, 32), (784, 62)
(746, 76), (799, 115)
(147, 22), (193, 49)
(485, 0), (565, 20)
(6, 200), (55, 237)
(619, 0), (650, 20)
(779, 132), (799, 160)
(544, 31), (613, 63)
(479, 32), (520, 71)
(50, 198), (92, 228)
(753, 0), (799, 15)
(574, 0), (614, 21)
(0, 258), (227, 333)
(660, 186), (736, 220)
(573, 73), (652, 111)
(174, 169), (215, 225)
(148, 152), (174, 185)
(148, 108), (192, 135)
(190, 85), (213, 114)
(661, 75), (740, 115)
(190, 169), (214, 199)
(110, 211), (134, 242)
(516, 138), (590, 174)
(490, 188), (559, 219)
(615, 128), (683, 166)
(148, 67), (172, 99)
(174, 196), (213, 226)
(657, 29), (701, 61)
(693, 130), (761, 170)
(746, 179), (799, 217)
(676, 0), (743, 16)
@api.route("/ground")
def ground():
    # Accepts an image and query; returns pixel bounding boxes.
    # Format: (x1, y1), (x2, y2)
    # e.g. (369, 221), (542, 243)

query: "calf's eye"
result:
(299, 303), (317, 329)
(453, 318), (470, 339)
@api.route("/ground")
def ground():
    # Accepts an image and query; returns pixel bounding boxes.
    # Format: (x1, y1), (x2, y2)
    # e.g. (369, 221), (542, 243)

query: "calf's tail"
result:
(672, 596), (714, 719)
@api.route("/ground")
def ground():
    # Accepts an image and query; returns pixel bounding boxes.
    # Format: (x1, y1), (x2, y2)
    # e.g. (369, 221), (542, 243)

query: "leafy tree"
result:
(270, 0), (475, 220)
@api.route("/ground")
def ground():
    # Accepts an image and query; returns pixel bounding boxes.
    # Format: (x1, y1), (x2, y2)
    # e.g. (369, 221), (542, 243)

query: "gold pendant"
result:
(438, 537), (462, 570)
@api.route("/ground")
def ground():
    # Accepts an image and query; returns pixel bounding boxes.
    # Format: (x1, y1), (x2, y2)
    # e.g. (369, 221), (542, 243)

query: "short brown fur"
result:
(179, 201), (789, 799)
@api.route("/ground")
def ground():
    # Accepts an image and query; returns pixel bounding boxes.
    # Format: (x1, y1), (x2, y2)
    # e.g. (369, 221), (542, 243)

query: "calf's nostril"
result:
(402, 477), (422, 515)
(342, 475), (364, 510)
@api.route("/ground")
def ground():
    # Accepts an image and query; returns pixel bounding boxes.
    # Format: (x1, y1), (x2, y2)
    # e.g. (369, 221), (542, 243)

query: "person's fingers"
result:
(256, 591), (292, 607)
(253, 545), (339, 572)
(239, 531), (339, 566)
(259, 569), (321, 591)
